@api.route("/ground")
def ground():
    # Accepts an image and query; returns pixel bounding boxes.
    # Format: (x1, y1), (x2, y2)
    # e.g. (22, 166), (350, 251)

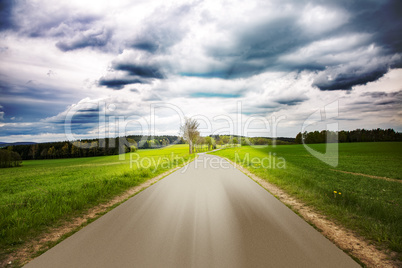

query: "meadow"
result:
(0, 144), (194, 261)
(211, 142), (402, 255)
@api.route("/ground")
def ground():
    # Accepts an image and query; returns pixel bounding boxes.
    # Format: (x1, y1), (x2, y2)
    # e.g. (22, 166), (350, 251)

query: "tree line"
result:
(295, 128), (402, 144)
(208, 135), (293, 146)
(191, 136), (293, 153)
(4, 135), (183, 161)
(3, 127), (399, 166)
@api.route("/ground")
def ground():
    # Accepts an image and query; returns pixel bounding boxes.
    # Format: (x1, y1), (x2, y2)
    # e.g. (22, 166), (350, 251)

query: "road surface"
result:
(25, 154), (359, 267)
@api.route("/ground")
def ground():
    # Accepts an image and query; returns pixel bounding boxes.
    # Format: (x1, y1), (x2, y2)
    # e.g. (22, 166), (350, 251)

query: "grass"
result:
(211, 142), (402, 255)
(0, 144), (194, 262)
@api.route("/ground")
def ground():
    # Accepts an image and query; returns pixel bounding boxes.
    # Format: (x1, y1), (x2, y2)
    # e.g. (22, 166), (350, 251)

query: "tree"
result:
(47, 146), (56, 159)
(295, 132), (302, 144)
(29, 144), (39, 159)
(61, 143), (70, 157)
(40, 148), (48, 159)
(221, 135), (229, 145)
(71, 143), (80, 157)
(180, 117), (200, 154)
(0, 149), (22, 168)
(195, 136), (205, 152)
(232, 137), (238, 146)
(205, 136), (213, 150)
(127, 138), (138, 152)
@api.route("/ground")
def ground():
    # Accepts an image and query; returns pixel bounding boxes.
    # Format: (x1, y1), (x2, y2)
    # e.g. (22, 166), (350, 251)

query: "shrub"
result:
(0, 149), (22, 168)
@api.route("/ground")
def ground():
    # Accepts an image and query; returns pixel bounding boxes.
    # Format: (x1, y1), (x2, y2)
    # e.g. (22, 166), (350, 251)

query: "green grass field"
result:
(211, 142), (402, 255)
(0, 144), (194, 261)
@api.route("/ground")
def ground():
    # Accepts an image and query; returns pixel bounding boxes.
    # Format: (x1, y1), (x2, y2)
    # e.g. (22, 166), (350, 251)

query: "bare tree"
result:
(180, 117), (200, 154)
(195, 136), (205, 152)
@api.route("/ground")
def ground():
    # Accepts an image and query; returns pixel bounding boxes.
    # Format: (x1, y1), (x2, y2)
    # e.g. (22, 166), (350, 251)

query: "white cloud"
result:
(298, 4), (349, 35)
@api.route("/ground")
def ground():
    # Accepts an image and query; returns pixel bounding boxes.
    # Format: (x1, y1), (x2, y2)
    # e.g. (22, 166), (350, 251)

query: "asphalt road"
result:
(25, 154), (359, 268)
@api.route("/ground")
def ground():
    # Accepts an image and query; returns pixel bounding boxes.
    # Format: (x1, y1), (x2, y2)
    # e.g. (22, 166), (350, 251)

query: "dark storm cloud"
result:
(310, 0), (402, 91)
(0, 79), (77, 121)
(312, 66), (388, 91)
(190, 92), (243, 98)
(0, 101), (63, 122)
(40, 104), (103, 134)
(376, 100), (400, 106)
(190, 0), (402, 91)
(342, 0), (402, 54)
(98, 77), (149, 90)
(129, 3), (194, 54)
(1, 2), (111, 51)
(195, 1), (313, 79)
(253, 95), (308, 111)
(129, 24), (183, 54)
(26, 14), (100, 39)
(114, 63), (164, 79)
(44, 109), (99, 125)
(362, 91), (402, 99)
(4, 0), (402, 92)
(203, 16), (305, 79)
(0, 124), (40, 136)
(0, 119), (95, 137)
(56, 28), (112, 51)
(3, 0), (101, 38)
(307, 0), (402, 90)
(98, 3), (196, 90)
(367, 90), (402, 106)
(69, 110), (100, 125)
(0, 79), (65, 102)
(99, 59), (166, 90)
(335, 117), (360, 121)
(347, 90), (402, 113)
(211, 13), (305, 61)
(275, 96), (308, 106)
(0, 0), (16, 30)
(130, 41), (159, 53)
(180, 63), (267, 79)
(256, 103), (281, 109)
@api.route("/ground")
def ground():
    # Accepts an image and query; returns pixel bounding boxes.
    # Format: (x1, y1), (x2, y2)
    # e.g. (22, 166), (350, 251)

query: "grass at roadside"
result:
(210, 142), (402, 256)
(0, 144), (194, 262)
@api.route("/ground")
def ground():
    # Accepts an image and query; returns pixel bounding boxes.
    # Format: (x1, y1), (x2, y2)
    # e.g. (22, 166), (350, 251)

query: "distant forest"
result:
(1, 135), (293, 161)
(1, 129), (401, 163)
(4, 135), (183, 161)
(295, 128), (401, 144)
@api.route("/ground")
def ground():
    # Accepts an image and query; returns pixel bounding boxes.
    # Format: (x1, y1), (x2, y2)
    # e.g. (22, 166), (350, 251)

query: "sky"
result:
(0, 0), (401, 143)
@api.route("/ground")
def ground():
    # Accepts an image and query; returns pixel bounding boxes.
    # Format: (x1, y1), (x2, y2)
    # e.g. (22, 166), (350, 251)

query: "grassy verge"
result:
(210, 142), (402, 257)
(0, 144), (194, 262)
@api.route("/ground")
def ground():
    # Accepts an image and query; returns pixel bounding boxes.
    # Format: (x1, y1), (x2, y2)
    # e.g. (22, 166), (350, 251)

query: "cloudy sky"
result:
(0, 0), (401, 142)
